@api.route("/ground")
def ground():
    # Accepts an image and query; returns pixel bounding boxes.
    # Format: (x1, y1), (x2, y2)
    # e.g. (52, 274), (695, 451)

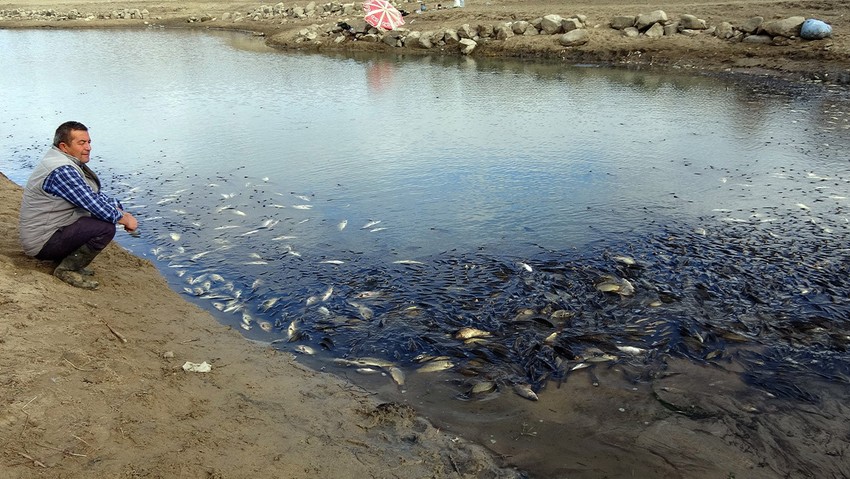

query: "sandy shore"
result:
(2, 2), (850, 477)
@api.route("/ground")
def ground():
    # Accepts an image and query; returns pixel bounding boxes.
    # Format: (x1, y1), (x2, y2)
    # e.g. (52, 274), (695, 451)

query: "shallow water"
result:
(2, 28), (850, 477)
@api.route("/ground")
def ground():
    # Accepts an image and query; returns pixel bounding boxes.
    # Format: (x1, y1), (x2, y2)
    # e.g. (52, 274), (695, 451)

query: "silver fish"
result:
(292, 204), (312, 210)
(513, 384), (539, 401)
(320, 260), (345, 265)
(321, 285), (334, 302)
(393, 260), (424, 265)
(338, 219), (348, 231)
(294, 345), (316, 355)
(455, 327), (491, 340)
(418, 359), (453, 373)
(361, 220), (381, 229)
(388, 367), (405, 386)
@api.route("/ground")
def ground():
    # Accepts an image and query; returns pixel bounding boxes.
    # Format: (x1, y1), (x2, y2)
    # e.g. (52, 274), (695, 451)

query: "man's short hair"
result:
(53, 121), (88, 147)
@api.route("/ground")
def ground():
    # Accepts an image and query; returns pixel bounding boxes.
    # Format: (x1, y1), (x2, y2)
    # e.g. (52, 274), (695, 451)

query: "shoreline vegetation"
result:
(2, 2), (849, 477)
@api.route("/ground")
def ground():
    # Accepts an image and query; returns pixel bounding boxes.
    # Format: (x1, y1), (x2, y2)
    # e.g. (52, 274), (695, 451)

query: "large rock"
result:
(760, 16), (805, 38)
(800, 18), (832, 40)
(740, 16), (763, 34)
(644, 22), (665, 38)
(622, 27), (639, 38)
(562, 17), (582, 33)
(558, 29), (589, 46)
(459, 38), (477, 54)
(679, 14), (706, 30)
(512, 20), (530, 35)
(715, 21), (735, 39)
(540, 14), (564, 34)
(494, 23), (513, 40)
(635, 10), (667, 31)
(610, 15), (635, 30)
(742, 34), (773, 44)
(444, 29), (460, 44)
(457, 23), (474, 39)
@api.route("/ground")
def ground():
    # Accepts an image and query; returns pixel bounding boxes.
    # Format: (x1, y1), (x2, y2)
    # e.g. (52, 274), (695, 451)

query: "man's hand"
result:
(118, 211), (138, 233)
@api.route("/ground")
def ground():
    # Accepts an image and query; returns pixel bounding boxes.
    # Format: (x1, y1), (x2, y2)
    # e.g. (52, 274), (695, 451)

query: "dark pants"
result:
(35, 216), (116, 261)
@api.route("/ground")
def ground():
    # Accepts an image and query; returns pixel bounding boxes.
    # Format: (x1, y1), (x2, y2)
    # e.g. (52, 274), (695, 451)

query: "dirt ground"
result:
(2, 1), (850, 478)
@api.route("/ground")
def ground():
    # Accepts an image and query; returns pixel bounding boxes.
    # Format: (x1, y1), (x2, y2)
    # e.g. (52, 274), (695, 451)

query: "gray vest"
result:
(19, 147), (101, 256)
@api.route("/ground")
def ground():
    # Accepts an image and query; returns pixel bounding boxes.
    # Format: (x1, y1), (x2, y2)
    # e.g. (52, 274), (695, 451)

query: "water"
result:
(3, 28), (850, 477)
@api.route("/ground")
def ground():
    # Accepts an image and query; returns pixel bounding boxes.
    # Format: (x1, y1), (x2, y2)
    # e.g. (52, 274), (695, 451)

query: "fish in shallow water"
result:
(338, 219), (348, 231)
(455, 327), (492, 340)
(513, 383), (539, 401)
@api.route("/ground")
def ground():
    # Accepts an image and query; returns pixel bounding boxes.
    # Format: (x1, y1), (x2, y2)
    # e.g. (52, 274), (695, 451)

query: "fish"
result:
(260, 297), (279, 311)
(513, 383), (539, 401)
(321, 285), (334, 302)
(233, 210), (247, 216)
(455, 327), (492, 340)
(362, 220), (381, 229)
(320, 260), (345, 265)
(518, 262), (533, 272)
(251, 279), (263, 291)
(287, 320), (298, 339)
(244, 261), (268, 265)
(470, 381), (497, 395)
(418, 359), (454, 373)
(306, 295), (320, 306)
(240, 229), (260, 236)
(355, 291), (383, 299)
(388, 367), (405, 386)
(208, 273), (225, 282)
(214, 225), (240, 230)
(616, 345), (645, 355)
(357, 304), (374, 320)
(612, 255), (637, 266)
(293, 195), (312, 202)
(292, 204), (312, 210)
(334, 357), (395, 368)
(338, 219), (348, 231)
(294, 345), (316, 355)
(370, 227), (387, 232)
(271, 235), (297, 241)
(393, 260), (424, 265)
(355, 367), (381, 375)
(258, 321), (274, 333)
(169, 232), (181, 241)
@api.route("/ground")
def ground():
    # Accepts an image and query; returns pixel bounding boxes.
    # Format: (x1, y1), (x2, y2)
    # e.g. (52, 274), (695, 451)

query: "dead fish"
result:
(258, 320), (273, 332)
(388, 367), (405, 386)
(470, 381), (497, 395)
(321, 285), (334, 302)
(393, 260), (424, 265)
(362, 220), (381, 229)
(455, 327), (492, 340)
(293, 194), (311, 202)
(292, 204), (312, 210)
(616, 345), (645, 355)
(357, 304), (374, 320)
(338, 219), (348, 231)
(355, 367), (381, 375)
(214, 225), (239, 230)
(543, 332), (558, 345)
(418, 359), (453, 373)
(335, 357), (395, 368)
(356, 291), (383, 299)
(169, 232), (181, 241)
(287, 320), (298, 339)
(370, 227), (387, 232)
(518, 262), (533, 272)
(306, 295), (320, 306)
(513, 383), (539, 401)
(233, 210), (247, 216)
(260, 297), (279, 311)
(294, 345), (316, 355)
(612, 255), (637, 266)
(320, 260), (345, 265)
(244, 261), (268, 265)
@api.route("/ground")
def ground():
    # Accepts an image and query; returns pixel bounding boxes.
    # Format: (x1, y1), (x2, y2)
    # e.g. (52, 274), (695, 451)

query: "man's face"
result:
(59, 129), (92, 163)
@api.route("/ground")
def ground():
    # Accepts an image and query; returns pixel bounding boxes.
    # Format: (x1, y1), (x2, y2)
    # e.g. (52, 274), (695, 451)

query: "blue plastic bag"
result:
(800, 19), (832, 40)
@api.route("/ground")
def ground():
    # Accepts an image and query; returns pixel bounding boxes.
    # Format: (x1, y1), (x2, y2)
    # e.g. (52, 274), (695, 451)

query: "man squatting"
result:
(19, 121), (139, 290)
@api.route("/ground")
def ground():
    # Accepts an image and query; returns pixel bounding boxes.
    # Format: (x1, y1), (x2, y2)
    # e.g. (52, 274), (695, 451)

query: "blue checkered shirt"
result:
(42, 165), (124, 224)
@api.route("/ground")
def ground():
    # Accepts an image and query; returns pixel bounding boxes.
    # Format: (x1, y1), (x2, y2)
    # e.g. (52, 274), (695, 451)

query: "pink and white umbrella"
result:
(363, 0), (405, 30)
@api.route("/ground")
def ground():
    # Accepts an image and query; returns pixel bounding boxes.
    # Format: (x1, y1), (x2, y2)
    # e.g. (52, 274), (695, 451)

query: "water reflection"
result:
(2, 28), (850, 478)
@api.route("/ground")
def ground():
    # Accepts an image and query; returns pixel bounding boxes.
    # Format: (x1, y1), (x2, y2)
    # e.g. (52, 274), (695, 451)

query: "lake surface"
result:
(2, 28), (850, 477)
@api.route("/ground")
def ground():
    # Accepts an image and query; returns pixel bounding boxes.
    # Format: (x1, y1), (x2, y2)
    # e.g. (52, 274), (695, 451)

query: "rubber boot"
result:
(53, 245), (101, 290)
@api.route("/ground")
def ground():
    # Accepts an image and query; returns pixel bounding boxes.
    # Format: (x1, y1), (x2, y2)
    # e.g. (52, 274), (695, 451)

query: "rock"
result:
(558, 29), (589, 46)
(622, 27), (639, 38)
(540, 14), (564, 34)
(562, 17), (582, 33)
(512, 20), (530, 35)
(679, 14), (706, 30)
(635, 10), (667, 31)
(495, 24), (513, 40)
(740, 16), (763, 35)
(800, 19), (832, 40)
(716, 21), (735, 39)
(610, 15), (635, 30)
(457, 23), (474, 39)
(664, 22), (678, 36)
(644, 22), (665, 38)
(760, 16), (805, 38)
(459, 38), (477, 54)
(444, 29), (460, 44)
(477, 24), (494, 38)
(742, 34), (773, 44)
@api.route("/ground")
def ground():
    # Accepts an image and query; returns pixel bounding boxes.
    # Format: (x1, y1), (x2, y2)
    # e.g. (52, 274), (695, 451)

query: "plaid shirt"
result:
(42, 165), (124, 224)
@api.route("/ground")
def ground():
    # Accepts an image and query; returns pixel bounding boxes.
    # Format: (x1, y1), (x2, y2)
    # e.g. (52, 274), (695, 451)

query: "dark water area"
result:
(3, 28), (850, 477)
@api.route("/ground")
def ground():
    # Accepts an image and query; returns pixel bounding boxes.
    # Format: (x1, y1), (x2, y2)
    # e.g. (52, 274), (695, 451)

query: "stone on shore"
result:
(540, 14), (564, 34)
(610, 15), (635, 30)
(760, 16), (805, 37)
(635, 10), (667, 31)
(559, 29), (589, 46)
(459, 38), (477, 54)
